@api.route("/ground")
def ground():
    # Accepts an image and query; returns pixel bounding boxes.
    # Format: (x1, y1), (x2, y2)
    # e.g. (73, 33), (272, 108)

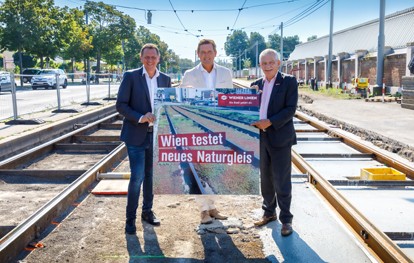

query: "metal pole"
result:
(85, 4), (91, 104)
(121, 40), (125, 72)
(327, 0), (334, 88)
(11, 73), (18, 120)
(280, 22), (284, 66)
(255, 41), (258, 77)
(376, 0), (386, 87)
(238, 50), (241, 78)
(108, 73), (111, 99)
(55, 73), (61, 110)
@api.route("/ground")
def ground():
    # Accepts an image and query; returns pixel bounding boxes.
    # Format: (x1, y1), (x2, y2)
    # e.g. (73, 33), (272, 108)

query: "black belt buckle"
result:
(147, 126), (153, 133)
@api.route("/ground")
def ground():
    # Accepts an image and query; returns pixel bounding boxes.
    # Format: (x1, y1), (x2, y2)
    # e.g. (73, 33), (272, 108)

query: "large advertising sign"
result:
(153, 87), (260, 195)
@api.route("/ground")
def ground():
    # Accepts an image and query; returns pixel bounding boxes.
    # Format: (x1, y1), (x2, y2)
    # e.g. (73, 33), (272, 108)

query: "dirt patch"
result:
(298, 94), (313, 104)
(17, 194), (269, 263)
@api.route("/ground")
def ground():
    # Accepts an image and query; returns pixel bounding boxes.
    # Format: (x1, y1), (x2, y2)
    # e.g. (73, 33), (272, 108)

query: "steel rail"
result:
(295, 111), (414, 179)
(0, 113), (124, 262)
(292, 149), (412, 263)
(0, 113), (120, 169)
(234, 81), (413, 261)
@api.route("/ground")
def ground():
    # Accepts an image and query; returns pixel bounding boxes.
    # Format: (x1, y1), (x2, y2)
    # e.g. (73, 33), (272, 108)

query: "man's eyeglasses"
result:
(143, 56), (159, 61)
(260, 61), (276, 67)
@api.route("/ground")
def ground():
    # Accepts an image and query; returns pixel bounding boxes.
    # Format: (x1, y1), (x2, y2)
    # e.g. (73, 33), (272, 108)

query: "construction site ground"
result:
(1, 84), (413, 262)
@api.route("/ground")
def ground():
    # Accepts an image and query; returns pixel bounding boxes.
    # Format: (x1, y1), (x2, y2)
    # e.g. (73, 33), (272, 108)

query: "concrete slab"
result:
(257, 178), (375, 263)
(296, 132), (330, 139)
(339, 188), (414, 233)
(294, 141), (360, 154)
(91, 179), (128, 195)
(339, 187), (414, 261)
(306, 158), (385, 180)
(294, 123), (318, 130)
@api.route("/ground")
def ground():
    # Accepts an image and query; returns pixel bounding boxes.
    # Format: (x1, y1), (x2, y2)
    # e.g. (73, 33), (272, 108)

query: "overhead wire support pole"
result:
(85, 1), (91, 103)
(327, 0), (334, 88)
(280, 22), (284, 72)
(255, 41), (258, 77)
(376, 0), (386, 88)
(239, 50), (242, 78)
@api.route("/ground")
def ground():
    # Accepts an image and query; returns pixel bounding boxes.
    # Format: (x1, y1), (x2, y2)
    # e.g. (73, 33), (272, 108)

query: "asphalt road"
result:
(0, 83), (120, 121)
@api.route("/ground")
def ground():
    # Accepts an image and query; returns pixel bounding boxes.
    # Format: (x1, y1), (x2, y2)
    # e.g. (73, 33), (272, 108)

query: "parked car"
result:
(31, 69), (68, 90)
(0, 71), (17, 93)
(22, 68), (41, 83)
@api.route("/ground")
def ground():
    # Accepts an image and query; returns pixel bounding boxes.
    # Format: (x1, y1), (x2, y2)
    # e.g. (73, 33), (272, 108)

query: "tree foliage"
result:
(178, 58), (194, 74)
(268, 34), (301, 60)
(225, 30), (301, 68)
(60, 8), (93, 63)
(0, 0), (46, 71)
(12, 53), (37, 68)
(225, 30), (249, 58)
(85, 1), (135, 73)
(247, 32), (266, 67)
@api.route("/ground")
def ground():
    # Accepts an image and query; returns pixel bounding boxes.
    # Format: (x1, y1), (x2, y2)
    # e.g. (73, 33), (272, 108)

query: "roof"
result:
(288, 7), (414, 61)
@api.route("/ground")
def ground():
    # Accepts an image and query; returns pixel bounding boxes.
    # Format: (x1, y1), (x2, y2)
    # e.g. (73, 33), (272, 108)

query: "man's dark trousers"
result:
(260, 131), (293, 224)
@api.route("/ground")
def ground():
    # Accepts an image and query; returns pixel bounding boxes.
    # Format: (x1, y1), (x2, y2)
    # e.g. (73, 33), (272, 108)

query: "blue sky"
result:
(55, 0), (414, 61)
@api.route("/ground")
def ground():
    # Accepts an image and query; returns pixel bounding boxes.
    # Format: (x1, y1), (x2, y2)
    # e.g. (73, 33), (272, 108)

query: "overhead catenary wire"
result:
(168, 0), (199, 38)
(75, 0), (329, 60)
(75, 0), (328, 40)
(229, 0), (248, 32)
(77, 0), (300, 13)
(283, 0), (329, 28)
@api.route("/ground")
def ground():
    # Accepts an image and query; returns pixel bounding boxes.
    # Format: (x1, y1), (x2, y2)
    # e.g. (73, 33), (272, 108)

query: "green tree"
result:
(225, 30), (249, 57)
(268, 34), (301, 60)
(26, 3), (70, 68)
(166, 50), (180, 74)
(243, 58), (251, 69)
(60, 8), (93, 74)
(0, 0), (45, 83)
(247, 32), (266, 67)
(12, 53), (37, 68)
(307, 35), (317, 42)
(268, 34), (281, 56)
(224, 30), (249, 69)
(123, 34), (141, 70)
(283, 35), (301, 59)
(104, 44), (123, 71)
(85, 1), (135, 75)
(179, 58), (194, 74)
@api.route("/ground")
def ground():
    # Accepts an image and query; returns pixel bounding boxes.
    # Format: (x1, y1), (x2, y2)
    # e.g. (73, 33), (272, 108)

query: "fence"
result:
(0, 72), (122, 123)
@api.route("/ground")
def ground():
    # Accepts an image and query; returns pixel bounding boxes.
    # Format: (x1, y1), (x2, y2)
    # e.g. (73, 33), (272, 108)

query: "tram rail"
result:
(0, 113), (125, 262)
(234, 81), (414, 262)
(0, 81), (413, 262)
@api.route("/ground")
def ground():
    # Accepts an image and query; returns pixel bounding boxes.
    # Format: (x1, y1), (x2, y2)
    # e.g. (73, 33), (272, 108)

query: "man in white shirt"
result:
(180, 39), (233, 224)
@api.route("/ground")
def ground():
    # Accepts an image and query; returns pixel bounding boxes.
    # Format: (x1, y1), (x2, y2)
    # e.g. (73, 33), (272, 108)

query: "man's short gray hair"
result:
(259, 49), (280, 63)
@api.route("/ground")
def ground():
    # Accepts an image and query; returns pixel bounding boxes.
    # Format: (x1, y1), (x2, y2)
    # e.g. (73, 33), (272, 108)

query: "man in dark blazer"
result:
(116, 43), (171, 234)
(250, 48), (298, 237)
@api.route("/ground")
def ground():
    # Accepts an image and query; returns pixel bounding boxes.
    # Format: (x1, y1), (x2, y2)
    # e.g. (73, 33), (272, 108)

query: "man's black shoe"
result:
(125, 218), (136, 234)
(141, 210), (161, 226)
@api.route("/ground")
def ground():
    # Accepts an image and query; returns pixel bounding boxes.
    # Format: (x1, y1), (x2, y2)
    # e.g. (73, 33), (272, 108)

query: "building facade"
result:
(285, 7), (414, 93)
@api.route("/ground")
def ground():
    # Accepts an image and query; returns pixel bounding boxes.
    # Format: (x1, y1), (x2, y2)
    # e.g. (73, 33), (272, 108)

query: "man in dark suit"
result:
(250, 48), (298, 237)
(116, 43), (171, 234)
